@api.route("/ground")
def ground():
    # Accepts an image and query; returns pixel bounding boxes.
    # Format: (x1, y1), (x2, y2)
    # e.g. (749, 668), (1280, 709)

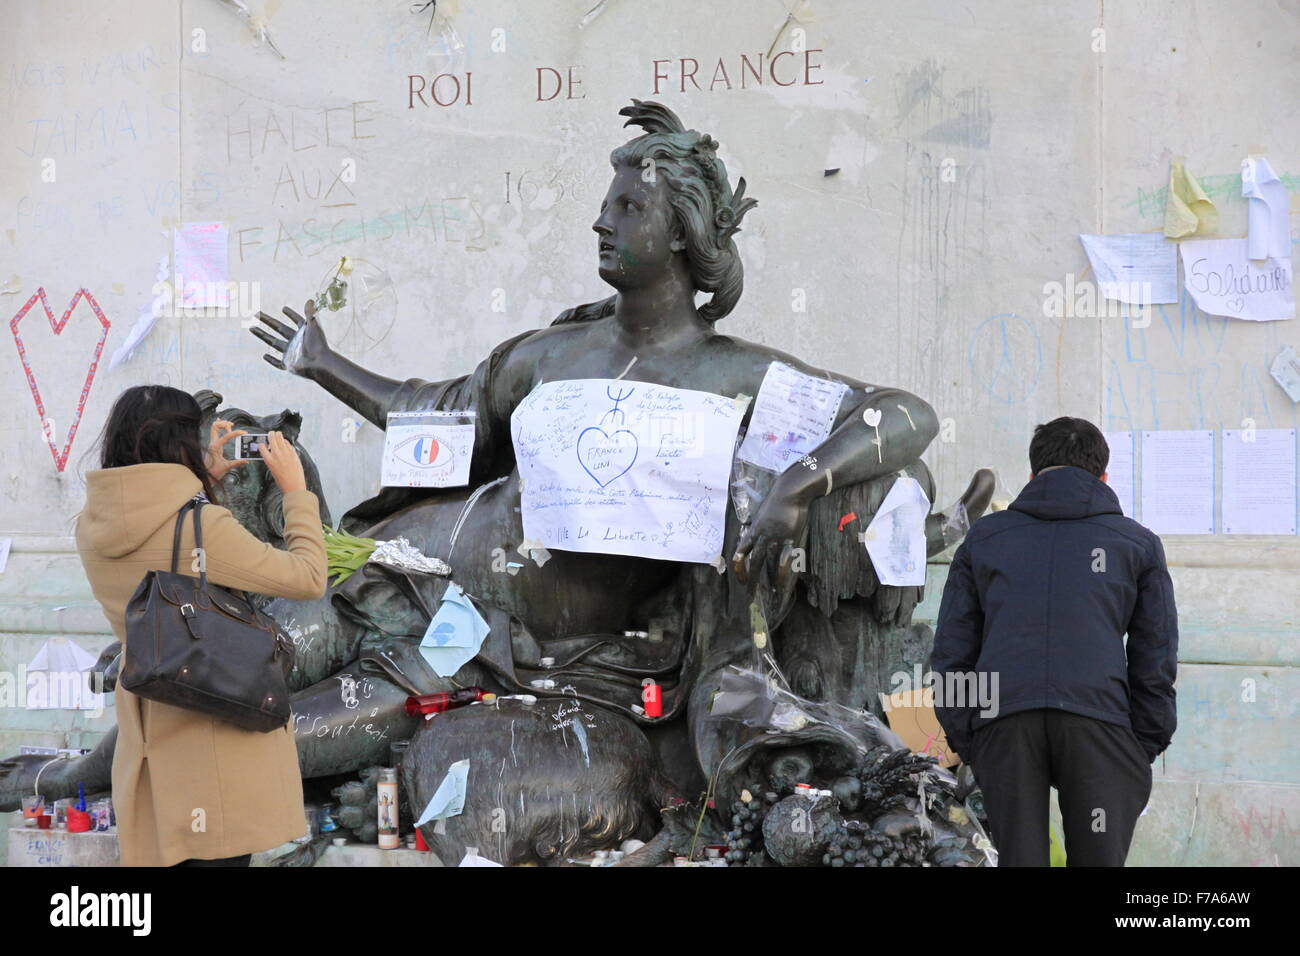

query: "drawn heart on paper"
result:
(576, 425), (639, 488)
(9, 288), (111, 472)
(1226, 297), (1246, 314)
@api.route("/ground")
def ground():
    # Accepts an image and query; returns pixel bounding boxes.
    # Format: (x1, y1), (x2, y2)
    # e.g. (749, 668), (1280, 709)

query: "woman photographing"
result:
(75, 384), (326, 867)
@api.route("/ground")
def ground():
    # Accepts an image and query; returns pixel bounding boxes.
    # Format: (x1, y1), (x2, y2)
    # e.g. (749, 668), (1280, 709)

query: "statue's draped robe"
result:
(328, 320), (936, 785)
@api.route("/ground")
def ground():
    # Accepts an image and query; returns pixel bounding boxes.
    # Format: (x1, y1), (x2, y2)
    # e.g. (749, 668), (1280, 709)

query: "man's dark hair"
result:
(1029, 417), (1109, 477)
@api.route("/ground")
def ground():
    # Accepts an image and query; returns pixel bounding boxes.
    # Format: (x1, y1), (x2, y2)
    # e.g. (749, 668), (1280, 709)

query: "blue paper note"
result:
(418, 582), (490, 677)
(416, 758), (470, 826)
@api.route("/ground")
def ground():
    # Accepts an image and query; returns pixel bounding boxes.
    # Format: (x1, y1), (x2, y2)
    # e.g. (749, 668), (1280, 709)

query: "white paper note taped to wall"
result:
(382, 410), (475, 488)
(1140, 430), (1215, 535)
(861, 476), (930, 586)
(1242, 156), (1291, 261)
(1179, 238), (1294, 322)
(26, 638), (102, 711)
(174, 222), (229, 308)
(109, 253), (170, 370)
(1270, 345), (1300, 402)
(1078, 233), (1179, 304)
(1222, 428), (1297, 535)
(1102, 431), (1136, 518)
(737, 361), (849, 473)
(512, 379), (744, 564)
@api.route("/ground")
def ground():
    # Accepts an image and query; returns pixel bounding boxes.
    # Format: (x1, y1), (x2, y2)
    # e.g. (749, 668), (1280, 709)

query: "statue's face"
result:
(592, 162), (681, 288)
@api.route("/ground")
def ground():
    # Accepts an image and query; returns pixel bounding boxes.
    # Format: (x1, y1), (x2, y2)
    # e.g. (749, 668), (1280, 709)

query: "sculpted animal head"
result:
(194, 389), (332, 547)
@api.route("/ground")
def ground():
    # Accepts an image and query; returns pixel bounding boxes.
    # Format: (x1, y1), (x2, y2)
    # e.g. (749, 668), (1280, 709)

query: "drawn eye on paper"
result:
(391, 433), (456, 474)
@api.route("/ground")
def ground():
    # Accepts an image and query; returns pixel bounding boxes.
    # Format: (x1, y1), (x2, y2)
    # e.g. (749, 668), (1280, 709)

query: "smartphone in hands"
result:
(234, 434), (270, 460)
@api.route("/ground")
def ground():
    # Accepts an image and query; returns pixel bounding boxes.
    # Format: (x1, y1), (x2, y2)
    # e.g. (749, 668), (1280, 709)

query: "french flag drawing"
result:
(412, 436), (440, 465)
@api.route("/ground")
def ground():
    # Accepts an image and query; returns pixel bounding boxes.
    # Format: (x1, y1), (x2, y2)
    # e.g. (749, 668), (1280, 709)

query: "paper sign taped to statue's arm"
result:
(511, 379), (745, 564)
(382, 410), (476, 488)
(881, 688), (961, 768)
(860, 476), (930, 586)
(736, 360), (849, 473)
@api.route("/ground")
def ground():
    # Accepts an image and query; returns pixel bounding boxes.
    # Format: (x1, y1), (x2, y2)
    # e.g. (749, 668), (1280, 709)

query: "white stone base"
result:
(7, 827), (444, 867)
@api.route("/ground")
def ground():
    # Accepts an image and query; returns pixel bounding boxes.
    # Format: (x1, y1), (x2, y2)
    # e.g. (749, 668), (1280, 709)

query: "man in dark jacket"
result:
(930, 417), (1178, 866)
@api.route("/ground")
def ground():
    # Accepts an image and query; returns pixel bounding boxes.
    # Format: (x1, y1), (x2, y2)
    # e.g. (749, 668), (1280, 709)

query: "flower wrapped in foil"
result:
(368, 536), (452, 576)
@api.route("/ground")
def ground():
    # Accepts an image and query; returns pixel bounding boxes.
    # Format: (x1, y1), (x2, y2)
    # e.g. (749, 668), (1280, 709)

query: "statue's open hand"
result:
(251, 300), (330, 376)
(732, 490), (808, 594)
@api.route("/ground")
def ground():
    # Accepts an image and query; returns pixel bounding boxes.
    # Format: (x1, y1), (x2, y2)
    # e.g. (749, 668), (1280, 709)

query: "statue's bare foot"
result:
(926, 468), (996, 555)
(961, 467), (997, 522)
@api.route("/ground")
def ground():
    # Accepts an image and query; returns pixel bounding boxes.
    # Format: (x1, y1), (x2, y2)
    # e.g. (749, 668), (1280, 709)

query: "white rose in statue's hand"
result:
(250, 300), (332, 378)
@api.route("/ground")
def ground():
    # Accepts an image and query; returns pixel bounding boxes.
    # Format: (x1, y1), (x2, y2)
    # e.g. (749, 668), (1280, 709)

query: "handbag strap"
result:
(169, 499), (195, 573)
(168, 497), (208, 589)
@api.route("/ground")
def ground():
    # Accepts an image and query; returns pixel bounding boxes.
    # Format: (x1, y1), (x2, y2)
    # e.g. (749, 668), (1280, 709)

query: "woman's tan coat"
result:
(75, 462), (327, 866)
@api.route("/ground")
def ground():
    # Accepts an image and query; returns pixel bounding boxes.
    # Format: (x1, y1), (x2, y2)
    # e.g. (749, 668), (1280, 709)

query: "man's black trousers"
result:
(969, 708), (1153, 867)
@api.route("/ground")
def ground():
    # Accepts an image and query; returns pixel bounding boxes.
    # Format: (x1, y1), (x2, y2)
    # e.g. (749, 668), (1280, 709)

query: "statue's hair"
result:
(609, 99), (757, 323)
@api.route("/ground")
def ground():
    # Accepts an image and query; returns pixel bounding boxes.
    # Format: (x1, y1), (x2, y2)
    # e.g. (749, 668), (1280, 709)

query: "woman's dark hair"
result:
(93, 385), (218, 500)
(1029, 416), (1109, 477)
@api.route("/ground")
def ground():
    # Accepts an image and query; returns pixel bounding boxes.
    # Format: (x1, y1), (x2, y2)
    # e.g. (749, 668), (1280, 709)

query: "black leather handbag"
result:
(120, 496), (296, 733)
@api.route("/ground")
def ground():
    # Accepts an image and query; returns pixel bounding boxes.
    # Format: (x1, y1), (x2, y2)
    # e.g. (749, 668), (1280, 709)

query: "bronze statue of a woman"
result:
(3, 100), (993, 866)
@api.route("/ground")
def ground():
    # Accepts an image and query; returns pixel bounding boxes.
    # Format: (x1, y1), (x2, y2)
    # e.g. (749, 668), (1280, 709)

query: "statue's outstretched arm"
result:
(252, 301), (406, 429)
(253, 302), (537, 477)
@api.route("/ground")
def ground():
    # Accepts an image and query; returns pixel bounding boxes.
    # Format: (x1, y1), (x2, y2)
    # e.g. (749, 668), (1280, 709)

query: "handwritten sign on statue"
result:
(382, 410), (476, 488)
(511, 379), (744, 563)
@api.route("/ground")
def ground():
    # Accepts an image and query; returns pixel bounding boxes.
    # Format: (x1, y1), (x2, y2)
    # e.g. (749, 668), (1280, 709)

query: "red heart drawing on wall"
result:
(9, 288), (111, 472)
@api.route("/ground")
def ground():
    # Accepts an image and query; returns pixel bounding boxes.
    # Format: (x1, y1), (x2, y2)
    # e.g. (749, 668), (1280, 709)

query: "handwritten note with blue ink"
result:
(737, 361), (848, 474)
(511, 379), (744, 564)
